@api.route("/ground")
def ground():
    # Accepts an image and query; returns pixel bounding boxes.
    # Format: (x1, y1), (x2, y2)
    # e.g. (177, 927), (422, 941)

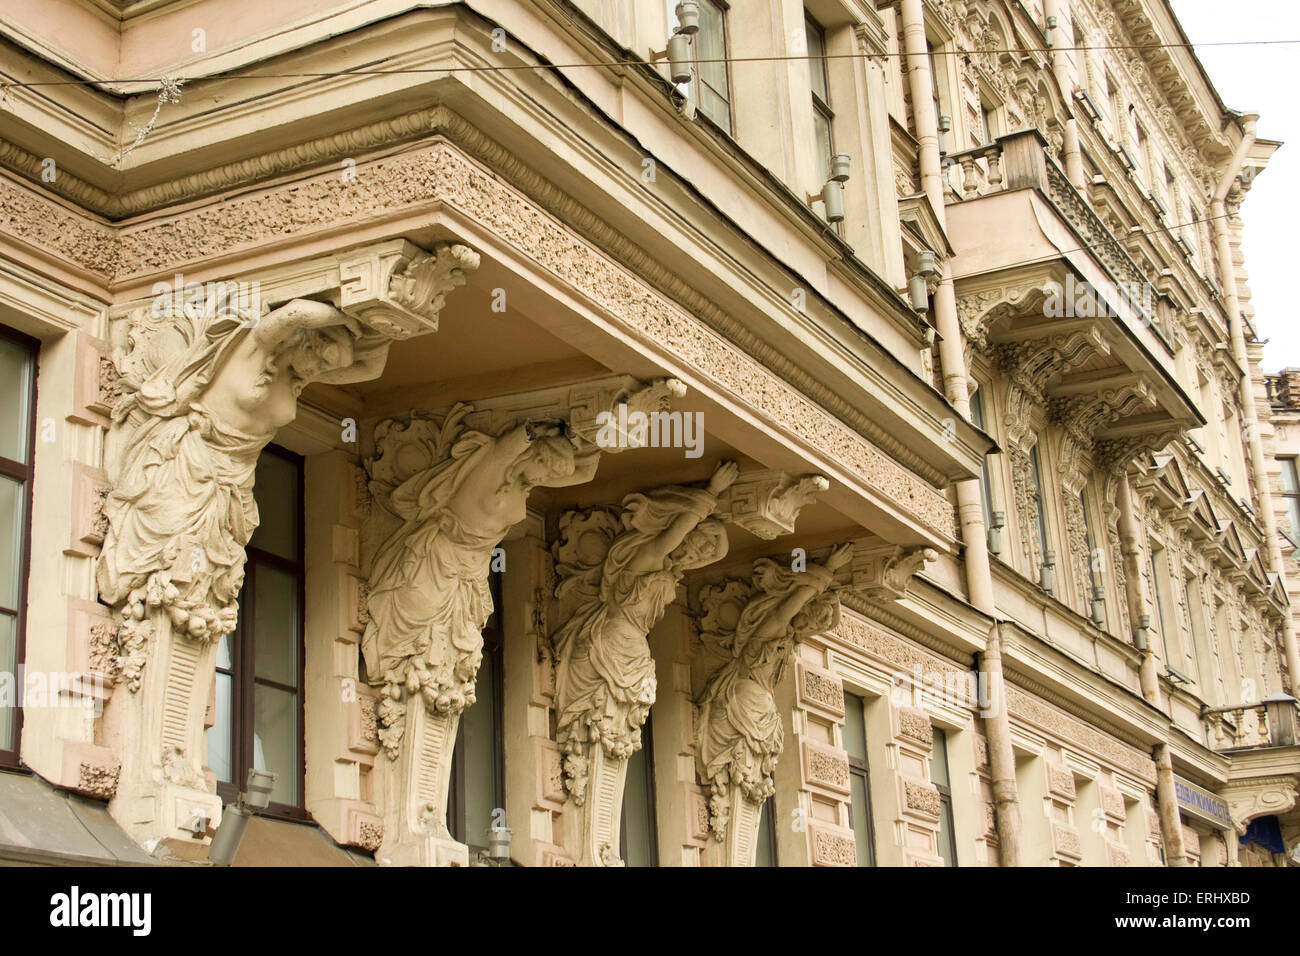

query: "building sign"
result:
(1173, 776), (1233, 829)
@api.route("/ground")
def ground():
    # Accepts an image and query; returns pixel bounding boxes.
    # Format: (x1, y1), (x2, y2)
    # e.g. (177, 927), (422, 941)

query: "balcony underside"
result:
(947, 184), (1202, 445)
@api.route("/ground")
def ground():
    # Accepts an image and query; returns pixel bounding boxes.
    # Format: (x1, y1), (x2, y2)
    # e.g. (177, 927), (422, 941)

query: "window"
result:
(1184, 578), (1214, 696)
(621, 712), (658, 866)
(207, 445), (304, 812)
(931, 728), (958, 866)
(668, 0), (732, 132)
(1134, 122), (1150, 184)
(448, 573), (504, 852)
(0, 327), (37, 767)
(806, 14), (834, 183)
(1105, 74), (1122, 136)
(755, 795), (778, 866)
(1081, 490), (1102, 616)
(1280, 459), (1300, 548)
(1150, 550), (1175, 667)
(844, 692), (876, 866)
(1163, 164), (1179, 217)
(981, 100), (999, 144)
(1029, 444), (1052, 578)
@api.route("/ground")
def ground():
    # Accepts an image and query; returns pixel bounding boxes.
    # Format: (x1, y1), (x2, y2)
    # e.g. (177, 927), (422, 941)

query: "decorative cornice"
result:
(1002, 675), (1157, 785)
(0, 107), (960, 506)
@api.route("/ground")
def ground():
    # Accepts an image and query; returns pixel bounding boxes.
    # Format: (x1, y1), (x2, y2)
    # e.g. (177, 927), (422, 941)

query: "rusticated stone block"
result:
(796, 661), (845, 719)
(897, 707), (933, 747)
(903, 780), (942, 818)
(809, 822), (857, 867)
(1047, 764), (1077, 801)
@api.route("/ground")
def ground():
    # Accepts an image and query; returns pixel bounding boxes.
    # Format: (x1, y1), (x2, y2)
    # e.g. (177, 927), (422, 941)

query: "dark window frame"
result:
(931, 727), (959, 866)
(806, 13), (835, 181)
(673, 0), (734, 134)
(1029, 443), (1053, 573)
(0, 324), (38, 770)
(844, 692), (877, 867)
(619, 710), (659, 866)
(756, 794), (779, 866)
(1280, 458), (1300, 549)
(213, 444), (307, 820)
(969, 389), (995, 527)
(447, 572), (505, 852)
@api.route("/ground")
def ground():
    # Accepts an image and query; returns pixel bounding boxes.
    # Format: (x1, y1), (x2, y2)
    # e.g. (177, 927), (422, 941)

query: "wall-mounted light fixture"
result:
(807, 153), (852, 223)
(909, 248), (937, 313)
(937, 114), (952, 155)
(1090, 586), (1106, 627)
(988, 510), (1006, 556)
(207, 768), (278, 866)
(472, 825), (514, 867)
(650, 1), (701, 86)
(1039, 550), (1056, 594)
(1134, 614), (1152, 651)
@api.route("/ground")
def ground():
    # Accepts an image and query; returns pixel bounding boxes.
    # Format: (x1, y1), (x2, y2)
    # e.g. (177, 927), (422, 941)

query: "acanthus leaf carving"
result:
(850, 543), (938, 603)
(339, 239), (480, 339)
(714, 470), (829, 540)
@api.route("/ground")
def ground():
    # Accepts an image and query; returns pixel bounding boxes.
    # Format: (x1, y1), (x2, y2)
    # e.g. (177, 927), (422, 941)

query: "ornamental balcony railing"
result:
(1266, 369), (1300, 411)
(1205, 696), (1300, 751)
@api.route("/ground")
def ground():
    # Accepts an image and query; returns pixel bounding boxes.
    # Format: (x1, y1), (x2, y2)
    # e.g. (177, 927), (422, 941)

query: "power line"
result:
(0, 38), (1297, 90)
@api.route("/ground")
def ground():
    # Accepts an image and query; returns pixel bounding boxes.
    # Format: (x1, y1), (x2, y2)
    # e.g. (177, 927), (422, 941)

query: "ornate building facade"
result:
(0, 0), (1295, 866)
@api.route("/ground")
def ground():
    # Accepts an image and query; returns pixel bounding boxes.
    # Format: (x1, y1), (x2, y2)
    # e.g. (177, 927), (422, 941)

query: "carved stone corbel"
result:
(714, 470), (829, 540)
(566, 376), (687, 450)
(693, 545), (849, 866)
(1223, 779), (1298, 837)
(97, 239), (477, 848)
(850, 543), (938, 603)
(339, 239), (479, 339)
(549, 463), (739, 866)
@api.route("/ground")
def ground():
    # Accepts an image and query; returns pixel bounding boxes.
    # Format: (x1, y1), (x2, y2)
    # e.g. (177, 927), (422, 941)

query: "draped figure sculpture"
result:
(549, 462), (737, 865)
(100, 299), (390, 688)
(361, 406), (599, 864)
(96, 296), (394, 839)
(93, 240), (478, 846)
(363, 407), (599, 750)
(695, 543), (850, 862)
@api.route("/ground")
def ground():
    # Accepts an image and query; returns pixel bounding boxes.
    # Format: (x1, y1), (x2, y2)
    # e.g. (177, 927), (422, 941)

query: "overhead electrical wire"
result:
(0, 38), (1297, 90)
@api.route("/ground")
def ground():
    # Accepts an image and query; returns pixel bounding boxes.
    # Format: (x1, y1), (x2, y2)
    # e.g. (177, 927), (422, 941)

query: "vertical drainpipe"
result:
(1117, 475), (1161, 706)
(900, 0), (1020, 865)
(1043, 0), (1087, 190)
(1154, 743), (1189, 866)
(1211, 115), (1300, 692)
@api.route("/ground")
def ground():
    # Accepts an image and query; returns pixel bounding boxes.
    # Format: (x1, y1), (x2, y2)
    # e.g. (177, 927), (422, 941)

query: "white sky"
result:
(1169, 0), (1300, 371)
